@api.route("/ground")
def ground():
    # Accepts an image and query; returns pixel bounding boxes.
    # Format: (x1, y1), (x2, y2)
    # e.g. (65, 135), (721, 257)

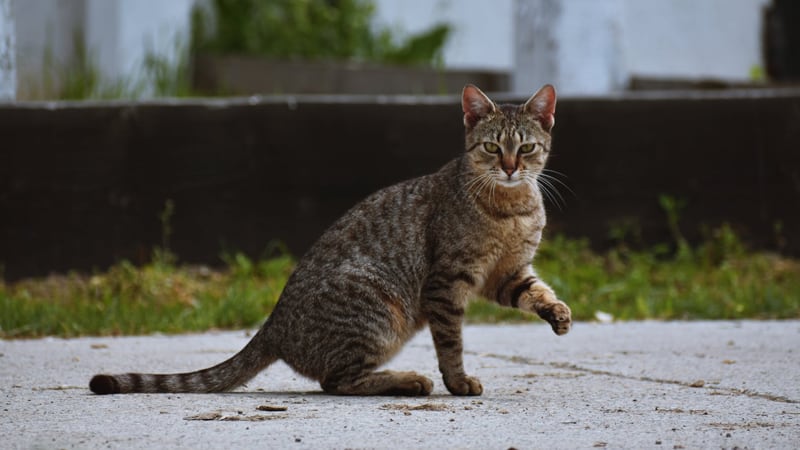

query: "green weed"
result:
(2, 228), (798, 338)
(191, 0), (450, 66)
(0, 253), (293, 338)
(470, 223), (800, 323)
(21, 29), (193, 101)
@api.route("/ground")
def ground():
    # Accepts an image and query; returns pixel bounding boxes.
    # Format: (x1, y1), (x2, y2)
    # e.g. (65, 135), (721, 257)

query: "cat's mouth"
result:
(496, 177), (525, 188)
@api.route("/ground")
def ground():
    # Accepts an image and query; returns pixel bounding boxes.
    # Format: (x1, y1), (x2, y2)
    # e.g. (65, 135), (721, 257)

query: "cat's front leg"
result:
(428, 312), (483, 396)
(496, 269), (572, 335)
(519, 279), (571, 335)
(422, 277), (483, 396)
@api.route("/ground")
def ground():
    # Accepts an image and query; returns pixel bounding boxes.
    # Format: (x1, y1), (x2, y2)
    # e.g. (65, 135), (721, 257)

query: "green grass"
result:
(468, 227), (800, 323)
(2, 228), (799, 338)
(0, 253), (293, 338)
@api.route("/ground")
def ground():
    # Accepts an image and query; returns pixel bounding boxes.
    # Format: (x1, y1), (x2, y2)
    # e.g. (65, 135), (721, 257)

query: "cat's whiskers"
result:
(464, 173), (486, 195)
(530, 172), (565, 210)
(489, 175), (498, 205)
(538, 172), (569, 207)
(465, 172), (495, 201)
(541, 169), (575, 197)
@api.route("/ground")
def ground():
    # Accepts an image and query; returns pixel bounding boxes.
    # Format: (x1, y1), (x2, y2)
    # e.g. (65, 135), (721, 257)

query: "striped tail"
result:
(89, 330), (276, 394)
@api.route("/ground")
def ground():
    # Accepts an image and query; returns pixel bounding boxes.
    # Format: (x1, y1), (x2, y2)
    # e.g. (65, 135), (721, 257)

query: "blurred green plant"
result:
(0, 252), (294, 338)
(470, 194), (800, 323)
(22, 1), (448, 100)
(24, 30), (192, 100)
(468, 226), (800, 323)
(191, 0), (451, 66)
(35, 31), (143, 100)
(3, 190), (798, 338)
(749, 64), (766, 83)
(2, 222), (799, 338)
(142, 38), (194, 98)
(659, 194), (690, 257)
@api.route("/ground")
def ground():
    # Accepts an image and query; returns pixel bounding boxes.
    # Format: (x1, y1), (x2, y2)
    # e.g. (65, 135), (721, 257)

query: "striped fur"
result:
(89, 84), (571, 396)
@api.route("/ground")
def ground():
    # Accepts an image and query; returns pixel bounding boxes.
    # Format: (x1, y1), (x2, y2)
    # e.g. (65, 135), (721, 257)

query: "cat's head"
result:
(461, 84), (556, 190)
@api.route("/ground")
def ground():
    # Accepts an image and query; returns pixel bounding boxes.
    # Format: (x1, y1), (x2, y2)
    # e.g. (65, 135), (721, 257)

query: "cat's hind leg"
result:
(314, 310), (433, 396)
(321, 370), (433, 396)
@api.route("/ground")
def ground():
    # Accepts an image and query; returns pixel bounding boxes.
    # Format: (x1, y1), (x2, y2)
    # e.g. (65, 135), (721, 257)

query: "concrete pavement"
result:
(1, 321), (799, 449)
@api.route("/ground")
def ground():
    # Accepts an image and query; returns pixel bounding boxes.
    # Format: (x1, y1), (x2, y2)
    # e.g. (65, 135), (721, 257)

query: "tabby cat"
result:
(89, 84), (571, 397)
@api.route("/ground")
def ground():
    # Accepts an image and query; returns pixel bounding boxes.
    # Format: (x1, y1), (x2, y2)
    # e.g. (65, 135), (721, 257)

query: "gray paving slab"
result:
(1, 321), (799, 449)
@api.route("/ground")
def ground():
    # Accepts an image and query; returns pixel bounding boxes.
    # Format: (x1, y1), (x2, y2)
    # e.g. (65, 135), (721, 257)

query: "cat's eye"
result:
(519, 143), (536, 154)
(483, 142), (501, 154)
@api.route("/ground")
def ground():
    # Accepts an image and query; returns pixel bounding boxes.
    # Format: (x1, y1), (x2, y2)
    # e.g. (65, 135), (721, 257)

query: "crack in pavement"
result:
(465, 350), (799, 405)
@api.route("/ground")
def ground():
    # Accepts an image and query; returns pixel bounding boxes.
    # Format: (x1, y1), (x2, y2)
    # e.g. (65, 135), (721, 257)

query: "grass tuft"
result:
(468, 226), (800, 323)
(0, 253), (293, 338)
(2, 227), (799, 338)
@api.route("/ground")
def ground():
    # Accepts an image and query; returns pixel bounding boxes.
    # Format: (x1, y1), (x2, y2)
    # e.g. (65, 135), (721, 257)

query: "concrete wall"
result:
(513, 0), (625, 95)
(2, 90), (799, 280)
(622, 0), (769, 81)
(513, 0), (770, 95)
(373, 0), (514, 71)
(10, 0), (773, 98)
(13, 0), (85, 96)
(0, 0), (14, 99)
(13, 0), (194, 98)
(84, 0), (193, 80)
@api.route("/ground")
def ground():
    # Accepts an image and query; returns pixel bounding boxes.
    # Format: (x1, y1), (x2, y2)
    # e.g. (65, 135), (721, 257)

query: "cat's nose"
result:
(503, 167), (515, 177)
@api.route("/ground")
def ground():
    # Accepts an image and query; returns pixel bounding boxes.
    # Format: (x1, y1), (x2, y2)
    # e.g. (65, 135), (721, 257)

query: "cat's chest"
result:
(480, 213), (543, 271)
(491, 211), (543, 245)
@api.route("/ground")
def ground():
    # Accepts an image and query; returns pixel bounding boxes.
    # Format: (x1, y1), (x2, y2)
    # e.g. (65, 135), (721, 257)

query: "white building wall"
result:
(514, 0), (625, 96)
(514, 0), (770, 95)
(0, 0), (15, 99)
(118, 0), (193, 77)
(85, 0), (193, 81)
(621, 0), (769, 82)
(84, 0), (119, 77)
(14, 0), (85, 80)
(15, 0), (193, 97)
(372, 0), (514, 71)
(10, 0), (773, 98)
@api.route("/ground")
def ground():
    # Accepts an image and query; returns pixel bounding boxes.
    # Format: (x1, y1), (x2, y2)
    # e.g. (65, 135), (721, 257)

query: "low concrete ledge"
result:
(2, 89), (799, 279)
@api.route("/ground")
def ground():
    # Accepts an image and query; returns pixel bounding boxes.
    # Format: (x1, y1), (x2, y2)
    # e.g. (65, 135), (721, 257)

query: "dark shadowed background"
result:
(2, 89), (799, 280)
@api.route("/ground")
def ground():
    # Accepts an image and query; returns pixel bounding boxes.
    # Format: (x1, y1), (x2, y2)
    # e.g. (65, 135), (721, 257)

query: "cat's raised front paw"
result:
(444, 375), (483, 396)
(539, 301), (572, 335)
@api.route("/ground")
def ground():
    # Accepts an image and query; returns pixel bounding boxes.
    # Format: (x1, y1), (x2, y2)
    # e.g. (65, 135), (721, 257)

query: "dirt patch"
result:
(184, 411), (290, 421)
(32, 385), (84, 391)
(707, 422), (785, 431)
(655, 407), (709, 415)
(256, 404), (288, 412)
(184, 411), (225, 421)
(515, 372), (585, 379)
(185, 405), (290, 421)
(219, 415), (288, 422)
(380, 403), (451, 413)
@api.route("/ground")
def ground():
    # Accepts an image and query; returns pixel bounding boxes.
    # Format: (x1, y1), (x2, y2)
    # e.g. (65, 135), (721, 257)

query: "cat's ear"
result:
(523, 84), (557, 132)
(462, 84), (496, 129)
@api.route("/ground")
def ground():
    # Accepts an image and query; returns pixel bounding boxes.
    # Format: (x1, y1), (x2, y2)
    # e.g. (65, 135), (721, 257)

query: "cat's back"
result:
(277, 160), (460, 307)
(312, 163), (448, 263)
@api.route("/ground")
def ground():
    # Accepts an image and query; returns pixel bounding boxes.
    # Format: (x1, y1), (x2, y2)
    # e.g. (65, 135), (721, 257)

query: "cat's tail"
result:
(89, 328), (277, 394)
